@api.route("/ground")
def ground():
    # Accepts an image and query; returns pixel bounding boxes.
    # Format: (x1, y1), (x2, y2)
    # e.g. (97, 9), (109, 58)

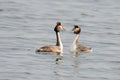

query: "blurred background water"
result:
(0, 0), (120, 80)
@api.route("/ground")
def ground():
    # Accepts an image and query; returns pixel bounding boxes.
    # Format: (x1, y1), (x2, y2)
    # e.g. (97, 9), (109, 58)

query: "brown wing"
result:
(36, 45), (61, 53)
(77, 44), (92, 53)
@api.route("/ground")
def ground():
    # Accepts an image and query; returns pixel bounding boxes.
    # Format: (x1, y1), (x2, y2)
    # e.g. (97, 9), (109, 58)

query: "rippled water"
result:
(0, 0), (120, 80)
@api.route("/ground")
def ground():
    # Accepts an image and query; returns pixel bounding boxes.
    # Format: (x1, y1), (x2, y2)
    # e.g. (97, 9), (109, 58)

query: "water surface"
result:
(0, 0), (120, 80)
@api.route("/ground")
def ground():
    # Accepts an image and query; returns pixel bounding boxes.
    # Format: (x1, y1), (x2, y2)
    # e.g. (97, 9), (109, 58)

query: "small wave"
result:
(0, 9), (4, 12)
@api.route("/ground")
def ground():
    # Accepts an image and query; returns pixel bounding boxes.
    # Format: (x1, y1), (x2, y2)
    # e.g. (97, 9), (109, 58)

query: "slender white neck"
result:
(56, 32), (63, 53)
(73, 34), (80, 50)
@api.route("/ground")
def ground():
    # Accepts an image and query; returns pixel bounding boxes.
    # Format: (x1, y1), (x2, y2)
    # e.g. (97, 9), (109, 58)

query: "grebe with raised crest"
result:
(70, 25), (92, 53)
(36, 22), (64, 55)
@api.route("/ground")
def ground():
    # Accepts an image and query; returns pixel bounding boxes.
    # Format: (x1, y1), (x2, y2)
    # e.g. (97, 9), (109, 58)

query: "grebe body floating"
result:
(36, 22), (64, 56)
(70, 25), (92, 53)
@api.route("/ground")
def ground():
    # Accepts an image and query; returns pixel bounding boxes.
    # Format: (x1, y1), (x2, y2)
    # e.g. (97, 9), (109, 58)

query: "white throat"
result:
(56, 32), (63, 53)
(72, 34), (80, 51)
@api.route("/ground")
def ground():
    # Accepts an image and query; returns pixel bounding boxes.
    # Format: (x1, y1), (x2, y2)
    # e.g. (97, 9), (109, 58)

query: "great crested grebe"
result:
(71, 25), (92, 53)
(36, 22), (64, 55)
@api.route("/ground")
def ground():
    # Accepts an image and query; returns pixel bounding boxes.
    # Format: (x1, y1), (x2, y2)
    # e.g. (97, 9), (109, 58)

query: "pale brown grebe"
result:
(71, 25), (92, 53)
(36, 22), (64, 55)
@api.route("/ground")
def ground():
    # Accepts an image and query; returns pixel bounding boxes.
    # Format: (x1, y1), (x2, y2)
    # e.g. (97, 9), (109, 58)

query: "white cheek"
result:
(59, 26), (63, 30)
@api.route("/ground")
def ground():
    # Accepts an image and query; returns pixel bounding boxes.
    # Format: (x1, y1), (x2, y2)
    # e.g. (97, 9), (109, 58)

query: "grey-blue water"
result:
(0, 0), (120, 80)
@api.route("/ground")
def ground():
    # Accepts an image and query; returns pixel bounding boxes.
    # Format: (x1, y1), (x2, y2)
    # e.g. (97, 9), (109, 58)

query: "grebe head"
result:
(54, 22), (64, 32)
(72, 25), (81, 34)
